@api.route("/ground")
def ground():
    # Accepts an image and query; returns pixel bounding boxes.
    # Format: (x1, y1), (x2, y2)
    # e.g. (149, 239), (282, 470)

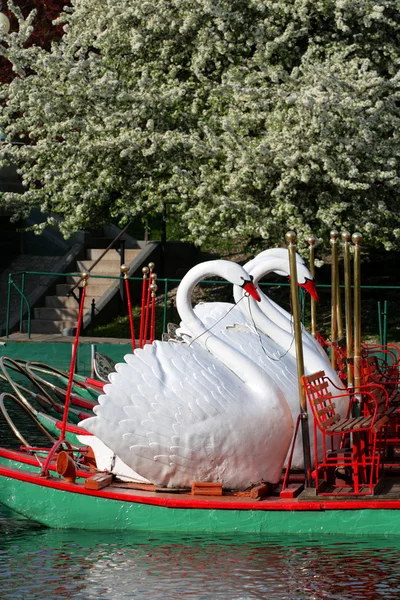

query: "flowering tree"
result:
(0, 1), (70, 82)
(0, 0), (399, 249)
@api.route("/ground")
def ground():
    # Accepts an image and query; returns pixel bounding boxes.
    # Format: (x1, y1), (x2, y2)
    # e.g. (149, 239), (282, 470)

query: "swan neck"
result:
(176, 261), (276, 391)
(176, 262), (221, 339)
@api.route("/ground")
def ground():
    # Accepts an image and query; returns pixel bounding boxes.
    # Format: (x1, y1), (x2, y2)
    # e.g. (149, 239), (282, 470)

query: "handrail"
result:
(19, 273), (25, 332)
(9, 277), (31, 338)
(68, 222), (132, 295)
(8, 271), (400, 290)
(5, 273), (12, 339)
(6, 270), (400, 340)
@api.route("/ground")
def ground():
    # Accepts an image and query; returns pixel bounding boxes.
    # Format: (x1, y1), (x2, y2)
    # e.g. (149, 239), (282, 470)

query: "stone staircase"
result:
(24, 247), (142, 334)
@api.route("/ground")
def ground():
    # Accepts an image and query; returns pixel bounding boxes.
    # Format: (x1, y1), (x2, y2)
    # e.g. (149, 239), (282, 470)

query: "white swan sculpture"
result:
(240, 248), (329, 361)
(234, 256), (333, 370)
(82, 260), (294, 489)
(179, 253), (347, 468)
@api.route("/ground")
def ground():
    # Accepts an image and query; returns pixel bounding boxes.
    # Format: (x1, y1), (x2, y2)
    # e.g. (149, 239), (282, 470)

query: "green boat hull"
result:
(1, 461), (400, 534)
(36, 413), (82, 446)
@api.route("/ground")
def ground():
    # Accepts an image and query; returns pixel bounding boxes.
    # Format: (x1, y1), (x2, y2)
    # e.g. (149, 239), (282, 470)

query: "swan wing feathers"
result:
(181, 302), (299, 400)
(83, 340), (289, 489)
(187, 302), (345, 405)
(177, 301), (348, 471)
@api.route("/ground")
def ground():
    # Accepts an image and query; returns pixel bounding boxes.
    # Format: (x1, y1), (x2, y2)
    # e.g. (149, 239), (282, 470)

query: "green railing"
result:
(5, 270), (400, 342)
(5, 270), (298, 339)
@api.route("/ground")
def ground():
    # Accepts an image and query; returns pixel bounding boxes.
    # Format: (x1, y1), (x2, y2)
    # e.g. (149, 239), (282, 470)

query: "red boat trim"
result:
(2, 462), (400, 511)
(77, 412), (90, 421)
(70, 394), (97, 410)
(84, 378), (105, 390)
(55, 421), (92, 435)
(0, 448), (48, 468)
(0, 448), (90, 478)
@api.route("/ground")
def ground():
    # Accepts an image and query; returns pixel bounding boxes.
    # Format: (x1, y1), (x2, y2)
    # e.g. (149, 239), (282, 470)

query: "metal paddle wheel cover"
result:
(93, 353), (116, 382)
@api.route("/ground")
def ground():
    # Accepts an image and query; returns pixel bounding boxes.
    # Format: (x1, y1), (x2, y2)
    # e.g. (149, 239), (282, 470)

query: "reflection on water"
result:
(1, 505), (400, 599)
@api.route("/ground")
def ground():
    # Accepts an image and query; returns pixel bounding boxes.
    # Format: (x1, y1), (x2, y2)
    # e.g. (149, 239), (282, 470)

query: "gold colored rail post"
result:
(121, 264), (136, 352)
(352, 232), (362, 391)
(285, 231), (312, 487)
(342, 232), (354, 387)
(336, 260), (344, 342)
(330, 230), (339, 368)
(308, 235), (317, 338)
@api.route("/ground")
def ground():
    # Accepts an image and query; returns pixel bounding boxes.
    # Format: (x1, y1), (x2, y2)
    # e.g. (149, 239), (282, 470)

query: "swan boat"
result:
(1, 259), (400, 535)
(2, 445), (400, 534)
(177, 252), (349, 470)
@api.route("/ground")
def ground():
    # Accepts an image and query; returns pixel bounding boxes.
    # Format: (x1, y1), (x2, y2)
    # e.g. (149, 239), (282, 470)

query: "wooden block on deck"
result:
(155, 487), (187, 494)
(191, 482), (223, 496)
(84, 472), (113, 490)
(115, 481), (157, 492)
(280, 483), (304, 499)
(249, 483), (270, 499)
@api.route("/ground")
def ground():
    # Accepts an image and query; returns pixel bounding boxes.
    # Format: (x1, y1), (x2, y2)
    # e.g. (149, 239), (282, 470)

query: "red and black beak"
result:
(299, 278), (319, 302)
(241, 279), (261, 302)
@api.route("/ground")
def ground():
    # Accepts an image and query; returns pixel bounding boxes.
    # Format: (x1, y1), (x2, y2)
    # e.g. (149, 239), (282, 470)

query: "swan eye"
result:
(240, 275), (254, 283)
(239, 275), (253, 286)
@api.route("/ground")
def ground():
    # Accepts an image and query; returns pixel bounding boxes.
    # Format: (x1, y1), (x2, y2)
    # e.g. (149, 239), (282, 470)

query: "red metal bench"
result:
(303, 371), (389, 496)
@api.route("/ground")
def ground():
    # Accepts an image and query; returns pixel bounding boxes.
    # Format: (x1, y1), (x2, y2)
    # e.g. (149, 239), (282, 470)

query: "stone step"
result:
(56, 282), (111, 296)
(45, 295), (95, 308)
(79, 259), (123, 275)
(86, 248), (141, 261)
(33, 307), (81, 320)
(84, 237), (122, 249)
(21, 238), (147, 335)
(66, 275), (118, 286)
(23, 319), (80, 334)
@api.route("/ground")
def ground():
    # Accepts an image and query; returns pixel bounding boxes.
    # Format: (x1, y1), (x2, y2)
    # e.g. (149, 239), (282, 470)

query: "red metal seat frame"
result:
(303, 371), (389, 496)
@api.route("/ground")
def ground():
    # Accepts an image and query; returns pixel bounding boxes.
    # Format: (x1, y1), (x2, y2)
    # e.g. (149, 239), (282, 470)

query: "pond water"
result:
(2, 370), (400, 599)
(1, 504), (400, 600)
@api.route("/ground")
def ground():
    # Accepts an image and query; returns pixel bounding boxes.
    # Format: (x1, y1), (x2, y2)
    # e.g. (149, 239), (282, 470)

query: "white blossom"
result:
(0, 0), (398, 250)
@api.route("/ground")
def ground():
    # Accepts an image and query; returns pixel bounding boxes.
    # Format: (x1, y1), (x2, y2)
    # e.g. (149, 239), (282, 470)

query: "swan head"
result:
(247, 249), (305, 278)
(244, 253), (319, 302)
(298, 277), (319, 301)
(293, 263), (318, 301)
(239, 275), (261, 302)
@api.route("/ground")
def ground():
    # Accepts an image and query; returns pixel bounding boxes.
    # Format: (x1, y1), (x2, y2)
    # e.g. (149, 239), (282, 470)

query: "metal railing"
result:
(4, 270), (400, 341)
(5, 270), (298, 339)
(69, 222), (132, 296)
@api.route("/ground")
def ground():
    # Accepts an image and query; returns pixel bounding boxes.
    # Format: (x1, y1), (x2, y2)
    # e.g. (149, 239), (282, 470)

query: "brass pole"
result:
(342, 231), (354, 386)
(308, 235), (317, 338)
(330, 230), (339, 368)
(352, 232), (363, 391)
(336, 258), (344, 341)
(285, 231), (312, 487)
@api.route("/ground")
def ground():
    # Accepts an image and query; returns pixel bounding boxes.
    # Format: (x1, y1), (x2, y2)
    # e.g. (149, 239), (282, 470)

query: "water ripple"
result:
(2, 506), (400, 599)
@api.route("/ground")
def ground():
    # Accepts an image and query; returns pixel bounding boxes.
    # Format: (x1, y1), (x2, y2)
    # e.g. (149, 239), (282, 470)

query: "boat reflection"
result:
(1, 505), (400, 599)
